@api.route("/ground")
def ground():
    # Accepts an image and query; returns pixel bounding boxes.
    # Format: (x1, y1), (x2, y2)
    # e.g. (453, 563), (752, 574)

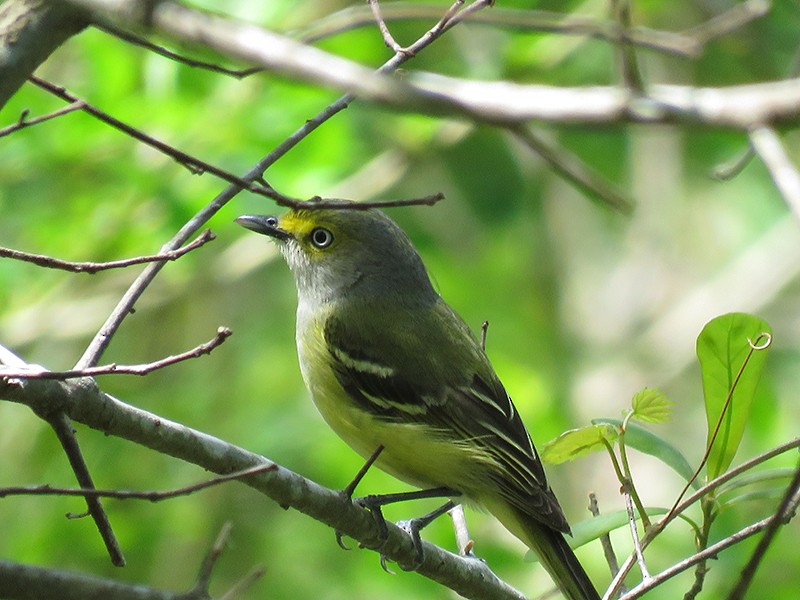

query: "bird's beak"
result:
(235, 215), (291, 241)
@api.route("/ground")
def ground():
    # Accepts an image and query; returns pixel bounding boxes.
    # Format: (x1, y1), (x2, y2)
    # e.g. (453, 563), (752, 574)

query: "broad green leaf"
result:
(630, 387), (673, 423)
(594, 418), (699, 488)
(524, 507), (669, 561)
(541, 424), (618, 464)
(696, 313), (772, 480)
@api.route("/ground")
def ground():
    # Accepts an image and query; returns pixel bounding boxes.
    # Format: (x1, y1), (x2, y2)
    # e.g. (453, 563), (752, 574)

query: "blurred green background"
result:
(1, 0), (799, 598)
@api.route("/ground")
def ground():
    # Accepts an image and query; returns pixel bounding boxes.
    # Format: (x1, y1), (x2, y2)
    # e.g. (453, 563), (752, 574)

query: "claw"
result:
(395, 518), (425, 571)
(335, 530), (351, 551)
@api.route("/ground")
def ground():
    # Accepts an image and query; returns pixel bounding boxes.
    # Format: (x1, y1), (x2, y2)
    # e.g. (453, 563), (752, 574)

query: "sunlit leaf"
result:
(594, 418), (699, 488)
(630, 387), (672, 423)
(541, 424), (618, 464)
(696, 313), (772, 481)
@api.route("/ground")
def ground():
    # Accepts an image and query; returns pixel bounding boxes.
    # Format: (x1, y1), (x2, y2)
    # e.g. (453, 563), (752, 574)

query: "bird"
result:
(236, 204), (599, 600)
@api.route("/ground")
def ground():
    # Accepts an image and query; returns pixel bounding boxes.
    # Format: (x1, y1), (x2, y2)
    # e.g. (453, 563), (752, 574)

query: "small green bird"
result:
(237, 206), (599, 600)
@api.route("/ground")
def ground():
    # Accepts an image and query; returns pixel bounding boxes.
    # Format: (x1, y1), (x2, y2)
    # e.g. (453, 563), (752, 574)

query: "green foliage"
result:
(1, 2), (799, 600)
(541, 423), (618, 464)
(696, 313), (772, 480)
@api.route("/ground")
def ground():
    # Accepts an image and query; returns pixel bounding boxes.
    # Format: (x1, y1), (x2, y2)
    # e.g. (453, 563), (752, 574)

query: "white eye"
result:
(310, 227), (334, 248)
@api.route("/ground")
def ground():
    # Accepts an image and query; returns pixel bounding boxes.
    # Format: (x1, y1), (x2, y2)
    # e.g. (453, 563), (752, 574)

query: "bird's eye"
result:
(310, 227), (334, 249)
(265, 216), (279, 227)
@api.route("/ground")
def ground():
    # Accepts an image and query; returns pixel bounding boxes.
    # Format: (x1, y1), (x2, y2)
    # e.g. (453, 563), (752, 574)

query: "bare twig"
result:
(0, 101), (85, 137)
(712, 147), (755, 181)
(611, 0), (644, 93)
(619, 485), (800, 600)
(44, 412), (125, 566)
(1, 327), (232, 380)
(622, 482), (649, 580)
(602, 436), (800, 600)
(449, 504), (474, 556)
(682, 0), (772, 49)
(726, 460), (800, 600)
(589, 493), (624, 587)
(191, 523), (233, 596)
(0, 464), (276, 501)
(96, 22), (261, 77)
(749, 126), (800, 221)
(27, 76), (296, 205)
(296, 1), (769, 58)
(275, 192), (445, 211)
(369, 0), (408, 54)
(218, 565), (267, 600)
(0, 229), (215, 273)
(510, 125), (634, 213)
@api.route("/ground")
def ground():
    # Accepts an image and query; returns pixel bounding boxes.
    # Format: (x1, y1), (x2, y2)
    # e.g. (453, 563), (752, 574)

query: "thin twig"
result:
(96, 23), (261, 78)
(619, 486), (800, 600)
(602, 436), (800, 600)
(0, 464), (276, 501)
(218, 565), (268, 600)
(45, 412), (125, 566)
(611, 0), (644, 93)
(749, 126), (800, 222)
(726, 460), (800, 600)
(0, 229), (215, 273)
(623, 482), (649, 580)
(712, 147), (755, 181)
(27, 76), (294, 204)
(0, 101), (85, 138)
(277, 192), (445, 211)
(510, 125), (634, 214)
(2, 328), (232, 380)
(589, 493), (624, 587)
(369, 0), (407, 54)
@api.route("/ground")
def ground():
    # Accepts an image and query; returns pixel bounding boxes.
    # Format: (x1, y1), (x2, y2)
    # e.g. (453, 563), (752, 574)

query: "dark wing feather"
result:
(324, 309), (570, 532)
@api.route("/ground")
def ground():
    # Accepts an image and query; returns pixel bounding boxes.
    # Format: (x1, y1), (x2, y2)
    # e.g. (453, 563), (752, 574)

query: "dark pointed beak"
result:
(235, 215), (291, 241)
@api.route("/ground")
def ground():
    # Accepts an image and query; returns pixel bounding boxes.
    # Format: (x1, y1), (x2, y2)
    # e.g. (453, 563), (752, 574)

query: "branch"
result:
(620, 482), (800, 600)
(0, 523), (262, 600)
(0, 327), (232, 380)
(27, 76), (294, 204)
(726, 460), (800, 600)
(0, 101), (85, 137)
(296, 1), (769, 58)
(0, 0), (87, 108)
(749, 126), (800, 219)
(56, 0), (798, 129)
(0, 376), (527, 600)
(0, 229), (215, 274)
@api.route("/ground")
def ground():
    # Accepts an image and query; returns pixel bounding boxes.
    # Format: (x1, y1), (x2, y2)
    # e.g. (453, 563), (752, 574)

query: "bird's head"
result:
(236, 204), (436, 306)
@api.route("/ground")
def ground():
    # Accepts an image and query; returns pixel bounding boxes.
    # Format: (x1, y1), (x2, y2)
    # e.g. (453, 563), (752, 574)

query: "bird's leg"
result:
(395, 500), (458, 571)
(336, 445), (385, 550)
(354, 487), (460, 572)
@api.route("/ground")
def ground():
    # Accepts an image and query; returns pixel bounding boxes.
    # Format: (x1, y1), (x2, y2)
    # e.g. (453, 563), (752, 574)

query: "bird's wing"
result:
(324, 300), (569, 532)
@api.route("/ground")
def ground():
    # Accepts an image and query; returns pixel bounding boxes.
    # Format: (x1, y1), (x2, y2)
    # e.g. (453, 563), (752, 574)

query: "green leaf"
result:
(593, 418), (699, 488)
(541, 424), (618, 464)
(719, 488), (789, 512)
(696, 313), (772, 480)
(630, 387), (673, 423)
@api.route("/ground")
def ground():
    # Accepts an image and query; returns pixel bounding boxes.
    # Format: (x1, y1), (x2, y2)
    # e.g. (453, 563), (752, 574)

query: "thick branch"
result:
(0, 376), (527, 600)
(57, 0), (800, 129)
(0, 0), (87, 108)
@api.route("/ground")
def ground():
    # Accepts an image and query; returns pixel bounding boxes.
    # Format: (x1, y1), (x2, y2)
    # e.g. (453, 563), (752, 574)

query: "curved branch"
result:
(0, 376), (527, 600)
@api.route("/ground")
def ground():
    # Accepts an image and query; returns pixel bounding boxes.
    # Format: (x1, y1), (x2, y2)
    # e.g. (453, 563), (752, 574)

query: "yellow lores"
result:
(237, 206), (599, 600)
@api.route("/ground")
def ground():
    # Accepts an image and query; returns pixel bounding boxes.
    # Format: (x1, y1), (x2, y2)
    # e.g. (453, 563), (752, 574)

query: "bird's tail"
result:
(489, 501), (600, 600)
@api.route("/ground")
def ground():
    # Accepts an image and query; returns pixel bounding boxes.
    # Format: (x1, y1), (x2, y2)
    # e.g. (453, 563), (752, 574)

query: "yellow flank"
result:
(297, 308), (498, 496)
